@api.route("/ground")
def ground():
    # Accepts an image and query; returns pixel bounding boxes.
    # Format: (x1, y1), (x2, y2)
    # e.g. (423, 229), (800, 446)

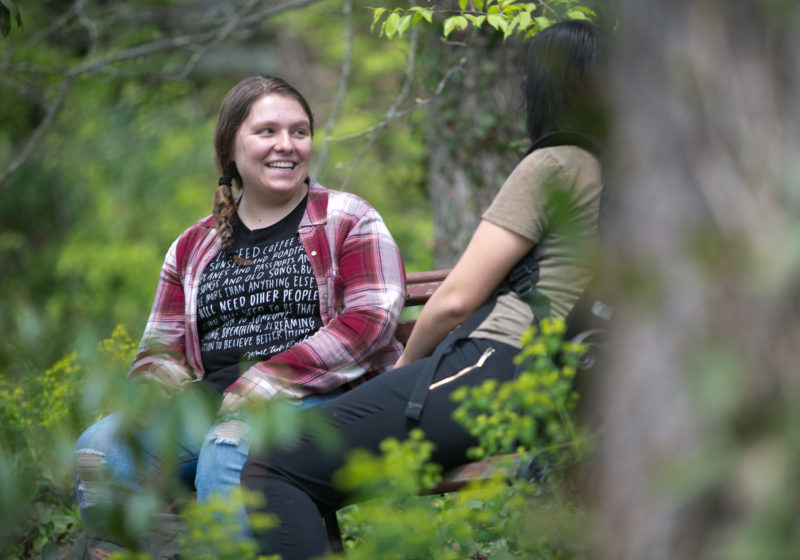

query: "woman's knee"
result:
(75, 414), (122, 476)
(195, 419), (251, 496)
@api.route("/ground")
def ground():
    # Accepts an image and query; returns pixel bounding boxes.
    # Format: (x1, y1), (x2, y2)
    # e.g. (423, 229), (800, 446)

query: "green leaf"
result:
(474, 0), (485, 10)
(465, 14), (486, 28)
(567, 9), (590, 21)
(573, 6), (598, 16)
(534, 16), (553, 30)
(397, 14), (412, 37)
(383, 11), (401, 39)
(443, 15), (468, 38)
(503, 16), (518, 39)
(410, 6), (433, 24)
(458, 0), (469, 10)
(0, 7), (9, 38)
(0, 0), (22, 38)
(516, 10), (532, 31)
(487, 13), (507, 32)
(370, 7), (386, 33)
(498, 0), (515, 13)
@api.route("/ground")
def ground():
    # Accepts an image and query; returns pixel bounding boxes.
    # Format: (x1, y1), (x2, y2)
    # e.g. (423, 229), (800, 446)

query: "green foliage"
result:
(334, 429), (442, 499)
(175, 491), (278, 560)
(0, 76), (216, 379)
(328, 320), (590, 559)
(331, 430), (534, 559)
(371, 0), (597, 40)
(0, 352), (82, 452)
(272, 2), (434, 272)
(0, 326), (138, 558)
(0, 320), (339, 557)
(334, 478), (534, 559)
(0, 352), (86, 556)
(105, 490), (279, 560)
(0, 0), (22, 38)
(452, 317), (589, 461)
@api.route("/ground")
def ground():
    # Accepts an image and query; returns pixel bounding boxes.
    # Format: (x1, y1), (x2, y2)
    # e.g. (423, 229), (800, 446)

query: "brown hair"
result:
(212, 76), (314, 247)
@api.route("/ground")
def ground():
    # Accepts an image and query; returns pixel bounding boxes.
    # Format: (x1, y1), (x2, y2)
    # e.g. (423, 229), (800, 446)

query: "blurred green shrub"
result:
(0, 326), (136, 558)
(328, 317), (592, 559)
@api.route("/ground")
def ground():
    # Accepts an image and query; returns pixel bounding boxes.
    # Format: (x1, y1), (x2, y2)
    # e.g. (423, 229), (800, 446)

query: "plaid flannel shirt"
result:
(128, 181), (406, 401)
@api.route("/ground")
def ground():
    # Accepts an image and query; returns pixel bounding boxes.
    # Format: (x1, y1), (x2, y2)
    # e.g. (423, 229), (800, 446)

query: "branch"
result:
(311, 0), (353, 179)
(16, 3), (78, 52)
(174, 0), (261, 80)
(0, 77), (72, 185)
(0, 0), (327, 187)
(339, 18), (419, 192)
(75, 0), (99, 57)
(329, 55), (466, 143)
(237, 0), (324, 27)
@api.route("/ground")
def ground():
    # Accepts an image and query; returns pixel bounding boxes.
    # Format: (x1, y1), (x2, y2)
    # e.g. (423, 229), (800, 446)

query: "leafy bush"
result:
(452, 317), (591, 467)
(0, 326), (136, 558)
(1, 318), (590, 559)
(330, 318), (592, 560)
(331, 430), (530, 559)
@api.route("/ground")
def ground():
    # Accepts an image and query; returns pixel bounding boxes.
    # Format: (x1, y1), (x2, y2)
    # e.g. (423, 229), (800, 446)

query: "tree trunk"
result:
(423, 26), (526, 267)
(593, 1), (800, 558)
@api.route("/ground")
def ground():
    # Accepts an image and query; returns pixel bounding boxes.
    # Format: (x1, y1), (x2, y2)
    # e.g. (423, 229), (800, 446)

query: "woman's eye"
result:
(259, 128), (274, 135)
(293, 129), (310, 137)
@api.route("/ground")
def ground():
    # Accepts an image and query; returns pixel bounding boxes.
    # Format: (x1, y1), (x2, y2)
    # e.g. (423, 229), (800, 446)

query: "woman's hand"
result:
(218, 391), (247, 416)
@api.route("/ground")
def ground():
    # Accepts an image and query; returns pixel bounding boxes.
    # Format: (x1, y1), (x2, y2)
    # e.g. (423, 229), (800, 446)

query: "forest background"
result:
(2, 0), (800, 559)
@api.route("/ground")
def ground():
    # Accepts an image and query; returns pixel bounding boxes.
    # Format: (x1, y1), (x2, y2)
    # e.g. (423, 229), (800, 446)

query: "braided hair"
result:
(212, 76), (315, 247)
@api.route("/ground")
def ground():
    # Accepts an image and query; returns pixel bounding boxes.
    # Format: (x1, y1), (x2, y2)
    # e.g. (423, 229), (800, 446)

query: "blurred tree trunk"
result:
(422, 25), (526, 267)
(593, 1), (800, 558)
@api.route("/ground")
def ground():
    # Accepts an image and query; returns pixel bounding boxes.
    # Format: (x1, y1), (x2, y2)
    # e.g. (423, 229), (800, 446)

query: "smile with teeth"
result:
(267, 161), (295, 169)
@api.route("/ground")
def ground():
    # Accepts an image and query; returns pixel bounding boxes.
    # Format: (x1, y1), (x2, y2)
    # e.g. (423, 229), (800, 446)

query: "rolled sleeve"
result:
(128, 237), (194, 390)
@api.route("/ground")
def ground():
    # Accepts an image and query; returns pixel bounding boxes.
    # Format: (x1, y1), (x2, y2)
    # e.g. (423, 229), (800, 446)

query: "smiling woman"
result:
(232, 94), (313, 226)
(70, 75), (407, 555)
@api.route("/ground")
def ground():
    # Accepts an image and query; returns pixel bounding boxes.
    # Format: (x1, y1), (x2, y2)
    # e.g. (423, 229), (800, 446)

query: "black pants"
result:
(242, 336), (520, 559)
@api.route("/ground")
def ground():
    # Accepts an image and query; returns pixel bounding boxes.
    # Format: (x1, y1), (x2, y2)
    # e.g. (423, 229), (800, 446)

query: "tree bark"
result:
(593, 1), (800, 558)
(423, 26), (526, 267)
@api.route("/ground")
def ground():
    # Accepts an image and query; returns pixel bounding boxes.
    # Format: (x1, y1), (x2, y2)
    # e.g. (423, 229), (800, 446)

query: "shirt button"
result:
(311, 251), (317, 256)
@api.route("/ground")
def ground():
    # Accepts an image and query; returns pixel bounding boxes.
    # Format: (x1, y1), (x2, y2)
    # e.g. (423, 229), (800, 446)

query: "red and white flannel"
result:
(128, 180), (406, 402)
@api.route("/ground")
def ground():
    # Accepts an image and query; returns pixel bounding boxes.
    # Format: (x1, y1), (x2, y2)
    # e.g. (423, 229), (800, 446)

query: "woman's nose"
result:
(275, 131), (293, 151)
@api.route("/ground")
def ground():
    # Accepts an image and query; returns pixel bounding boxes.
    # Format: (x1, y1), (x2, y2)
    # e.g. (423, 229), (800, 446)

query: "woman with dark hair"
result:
(72, 76), (405, 550)
(242, 19), (607, 560)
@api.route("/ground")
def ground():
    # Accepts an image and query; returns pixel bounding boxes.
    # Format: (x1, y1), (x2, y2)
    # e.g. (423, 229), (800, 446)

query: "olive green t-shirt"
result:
(469, 145), (603, 349)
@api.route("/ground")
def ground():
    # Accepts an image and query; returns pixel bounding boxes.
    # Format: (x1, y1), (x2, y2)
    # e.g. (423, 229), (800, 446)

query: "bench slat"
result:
(405, 269), (450, 306)
(427, 453), (528, 494)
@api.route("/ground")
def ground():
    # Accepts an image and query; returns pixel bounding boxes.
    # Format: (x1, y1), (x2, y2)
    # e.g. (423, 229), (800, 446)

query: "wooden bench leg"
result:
(323, 511), (344, 553)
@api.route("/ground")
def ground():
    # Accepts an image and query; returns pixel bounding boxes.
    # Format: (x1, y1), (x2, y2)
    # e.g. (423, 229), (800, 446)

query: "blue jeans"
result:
(74, 390), (342, 539)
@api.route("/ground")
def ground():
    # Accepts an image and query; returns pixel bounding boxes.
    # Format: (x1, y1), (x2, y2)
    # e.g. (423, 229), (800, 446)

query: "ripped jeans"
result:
(74, 391), (341, 540)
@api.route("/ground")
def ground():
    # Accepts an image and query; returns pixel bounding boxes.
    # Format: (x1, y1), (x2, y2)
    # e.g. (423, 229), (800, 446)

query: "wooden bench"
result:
(323, 268), (603, 552)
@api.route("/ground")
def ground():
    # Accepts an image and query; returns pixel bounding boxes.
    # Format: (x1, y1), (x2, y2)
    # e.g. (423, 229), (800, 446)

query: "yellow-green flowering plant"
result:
(451, 317), (589, 464)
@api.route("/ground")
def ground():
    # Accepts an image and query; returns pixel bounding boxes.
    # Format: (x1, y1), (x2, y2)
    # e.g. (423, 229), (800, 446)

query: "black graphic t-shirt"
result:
(197, 196), (323, 392)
